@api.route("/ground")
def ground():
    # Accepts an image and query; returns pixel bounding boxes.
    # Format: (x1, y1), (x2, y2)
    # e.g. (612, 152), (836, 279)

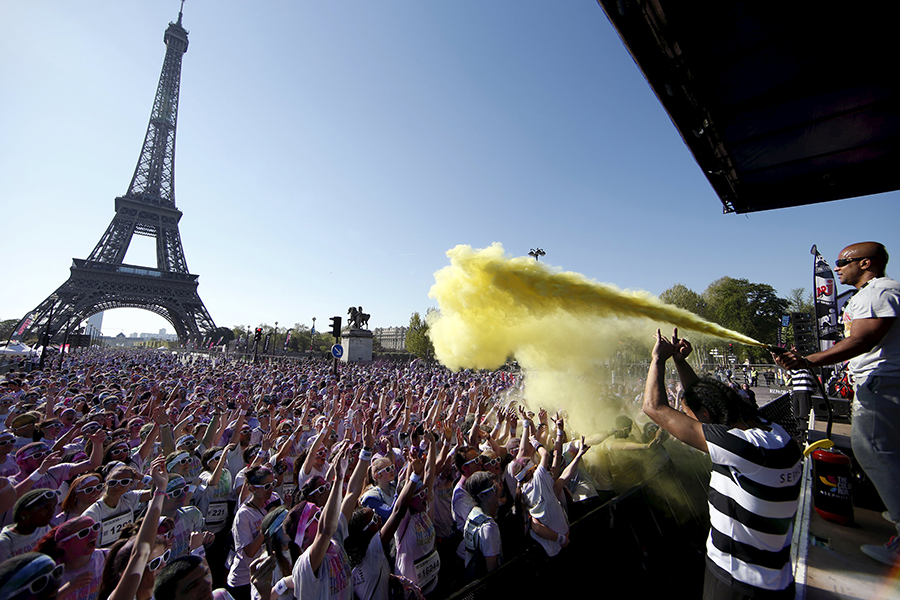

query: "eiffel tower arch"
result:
(11, 8), (215, 345)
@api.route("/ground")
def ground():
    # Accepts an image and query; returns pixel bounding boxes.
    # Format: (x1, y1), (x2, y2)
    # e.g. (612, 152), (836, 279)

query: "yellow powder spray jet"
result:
(429, 243), (765, 374)
(428, 243), (768, 504)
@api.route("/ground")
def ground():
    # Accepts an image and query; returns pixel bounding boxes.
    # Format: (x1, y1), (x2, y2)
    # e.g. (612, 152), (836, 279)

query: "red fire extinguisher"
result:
(810, 443), (854, 525)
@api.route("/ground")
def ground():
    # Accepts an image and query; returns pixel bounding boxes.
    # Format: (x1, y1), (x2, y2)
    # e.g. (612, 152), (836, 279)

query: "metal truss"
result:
(12, 9), (215, 344)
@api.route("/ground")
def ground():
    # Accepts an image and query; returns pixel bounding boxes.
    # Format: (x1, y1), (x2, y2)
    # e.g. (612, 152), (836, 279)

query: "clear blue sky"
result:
(2, 1), (898, 338)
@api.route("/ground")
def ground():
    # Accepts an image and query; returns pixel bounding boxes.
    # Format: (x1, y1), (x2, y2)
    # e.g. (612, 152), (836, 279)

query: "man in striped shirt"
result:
(643, 329), (802, 599)
(789, 368), (816, 437)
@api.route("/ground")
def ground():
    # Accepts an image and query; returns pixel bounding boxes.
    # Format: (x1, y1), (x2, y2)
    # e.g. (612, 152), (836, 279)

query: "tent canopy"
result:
(0, 342), (35, 356)
(596, 1), (900, 213)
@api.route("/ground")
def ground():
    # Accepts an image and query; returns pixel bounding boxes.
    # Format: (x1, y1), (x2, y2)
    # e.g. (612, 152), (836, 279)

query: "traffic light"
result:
(254, 327), (263, 342)
(329, 316), (342, 338)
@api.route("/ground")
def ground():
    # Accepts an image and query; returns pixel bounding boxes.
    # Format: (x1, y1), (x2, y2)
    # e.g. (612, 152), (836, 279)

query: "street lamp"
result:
(528, 248), (546, 261)
(310, 317), (316, 352)
(273, 321), (278, 357)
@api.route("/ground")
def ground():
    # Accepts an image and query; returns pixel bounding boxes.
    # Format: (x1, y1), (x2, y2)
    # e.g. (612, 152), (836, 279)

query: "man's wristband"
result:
(557, 533), (566, 545)
(359, 449), (372, 462)
(29, 470), (44, 482)
(410, 473), (422, 484)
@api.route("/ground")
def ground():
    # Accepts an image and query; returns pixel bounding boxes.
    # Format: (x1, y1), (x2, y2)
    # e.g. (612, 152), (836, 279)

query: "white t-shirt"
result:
(171, 505), (205, 559)
(843, 277), (900, 380)
(12, 462), (74, 490)
(351, 533), (390, 600)
(227, 501), (266, 587)
(197, 469), (233, 534)
(59, 548), (108, 600)
(292, 541), (353, 600)
(394, 510), (439, 594)
(521, 464), (568, 557)
(0, 524), (51, 561)
(83, 491), (145, 547)
(451, 478), (475, 559)
(0, 455), (17, 478)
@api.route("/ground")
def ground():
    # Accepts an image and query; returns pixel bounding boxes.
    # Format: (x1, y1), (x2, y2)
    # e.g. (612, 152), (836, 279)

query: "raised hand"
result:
(149, 455), (169, 490)
(38, 451), (63, 474)
(651, 329), (677, 361)
(671, 328), (694, 361)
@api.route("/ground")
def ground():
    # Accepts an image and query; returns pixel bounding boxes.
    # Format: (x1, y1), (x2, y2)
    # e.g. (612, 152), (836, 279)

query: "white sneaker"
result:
(882, 511), (898, 524)
(861, 536), (900, 566)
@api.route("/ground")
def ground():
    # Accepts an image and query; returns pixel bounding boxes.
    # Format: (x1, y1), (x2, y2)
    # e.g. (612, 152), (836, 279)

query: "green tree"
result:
(0, 319), (19, 341)
(405, 312), (434, 360)
(212, 326), (234, 344)
(703, 277), (789, 361)
(787, 288), (814, 313)
(659, 284), (707, 317)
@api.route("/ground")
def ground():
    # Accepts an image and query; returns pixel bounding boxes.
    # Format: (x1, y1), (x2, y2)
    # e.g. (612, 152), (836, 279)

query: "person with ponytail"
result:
(57, 473), (104, 523)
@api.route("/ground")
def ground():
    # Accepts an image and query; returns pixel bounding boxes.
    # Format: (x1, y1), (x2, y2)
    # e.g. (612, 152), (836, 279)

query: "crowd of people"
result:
(0, 346), (677, 600)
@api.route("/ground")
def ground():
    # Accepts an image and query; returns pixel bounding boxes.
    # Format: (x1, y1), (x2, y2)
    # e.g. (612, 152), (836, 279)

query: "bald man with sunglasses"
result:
(774, 241), (900, 566)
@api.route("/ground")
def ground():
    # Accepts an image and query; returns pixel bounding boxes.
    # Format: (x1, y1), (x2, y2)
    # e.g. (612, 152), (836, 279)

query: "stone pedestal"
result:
(341, 328), (373, 363)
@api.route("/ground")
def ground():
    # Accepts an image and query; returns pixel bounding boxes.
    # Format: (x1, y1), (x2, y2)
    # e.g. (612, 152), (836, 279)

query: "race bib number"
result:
(101, 512), (134, 546)
(413, 548), (440, 588)
(207, 501), (228, 525)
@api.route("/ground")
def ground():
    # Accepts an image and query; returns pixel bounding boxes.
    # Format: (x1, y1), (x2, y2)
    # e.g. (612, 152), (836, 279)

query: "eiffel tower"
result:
(12, 6), (216, 345)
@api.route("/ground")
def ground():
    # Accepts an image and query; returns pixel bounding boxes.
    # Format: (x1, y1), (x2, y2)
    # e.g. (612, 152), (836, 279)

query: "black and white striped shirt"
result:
(703, 421), (802, 596)
(790, 370), (816, 393)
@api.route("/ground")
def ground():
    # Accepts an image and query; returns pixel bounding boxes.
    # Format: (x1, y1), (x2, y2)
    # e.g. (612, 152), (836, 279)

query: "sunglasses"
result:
(366, 511), (380, 530)
(59, 521), (102, 542)
(24, 489), (58, 509)
(157, 528), (173, 541)
(414, 488), (429, 500)
(107, 478), (133, 488)
(309, 483), (330, 496)
(484, 457), (501, 467)
(0, 439), (14, 447)
(44, 422), (64, 430)
(110, 447), (128, 455)
(835, 256), (871, 268)
(27, 450), (49, 461)
(251, 481), (274, 491)
(21, 563), (65, 595)
(78, 483), (104, 494)
(174, 456), (191, 465)
(130, 421), (145, 428)
(375, 464), (395, 476)
(147, 549), (172, 572)
(167, 485), (190, 499)
(462, 455), (482, 468)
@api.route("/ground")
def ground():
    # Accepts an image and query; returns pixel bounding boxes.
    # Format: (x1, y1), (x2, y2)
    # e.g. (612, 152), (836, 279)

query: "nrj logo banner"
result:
(811, 245), (840, 344)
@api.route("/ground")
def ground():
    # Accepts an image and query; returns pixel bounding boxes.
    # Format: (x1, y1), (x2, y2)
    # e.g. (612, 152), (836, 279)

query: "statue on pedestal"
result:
(347, 306), (370, 330)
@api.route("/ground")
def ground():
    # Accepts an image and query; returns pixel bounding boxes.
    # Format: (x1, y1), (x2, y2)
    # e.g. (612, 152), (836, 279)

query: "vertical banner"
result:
(811, 244), (841, 351)
(283, 330), (291, 350)
(263, 333), (272, 353)
(13, 313), (34, 340)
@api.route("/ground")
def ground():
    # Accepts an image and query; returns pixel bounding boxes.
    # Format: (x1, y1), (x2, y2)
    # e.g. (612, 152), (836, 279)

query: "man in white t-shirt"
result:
(775, 241), (900, 566)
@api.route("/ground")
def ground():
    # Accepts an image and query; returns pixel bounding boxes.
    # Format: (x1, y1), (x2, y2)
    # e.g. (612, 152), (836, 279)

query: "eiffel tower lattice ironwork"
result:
(12, 8), (216, 345)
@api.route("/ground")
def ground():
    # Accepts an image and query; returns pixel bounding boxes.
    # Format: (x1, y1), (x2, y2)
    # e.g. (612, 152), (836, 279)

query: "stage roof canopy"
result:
(597, 1), (900, 213)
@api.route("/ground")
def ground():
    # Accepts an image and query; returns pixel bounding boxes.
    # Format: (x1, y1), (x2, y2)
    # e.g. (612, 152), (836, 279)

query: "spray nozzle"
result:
(766, 344), (789, 355)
